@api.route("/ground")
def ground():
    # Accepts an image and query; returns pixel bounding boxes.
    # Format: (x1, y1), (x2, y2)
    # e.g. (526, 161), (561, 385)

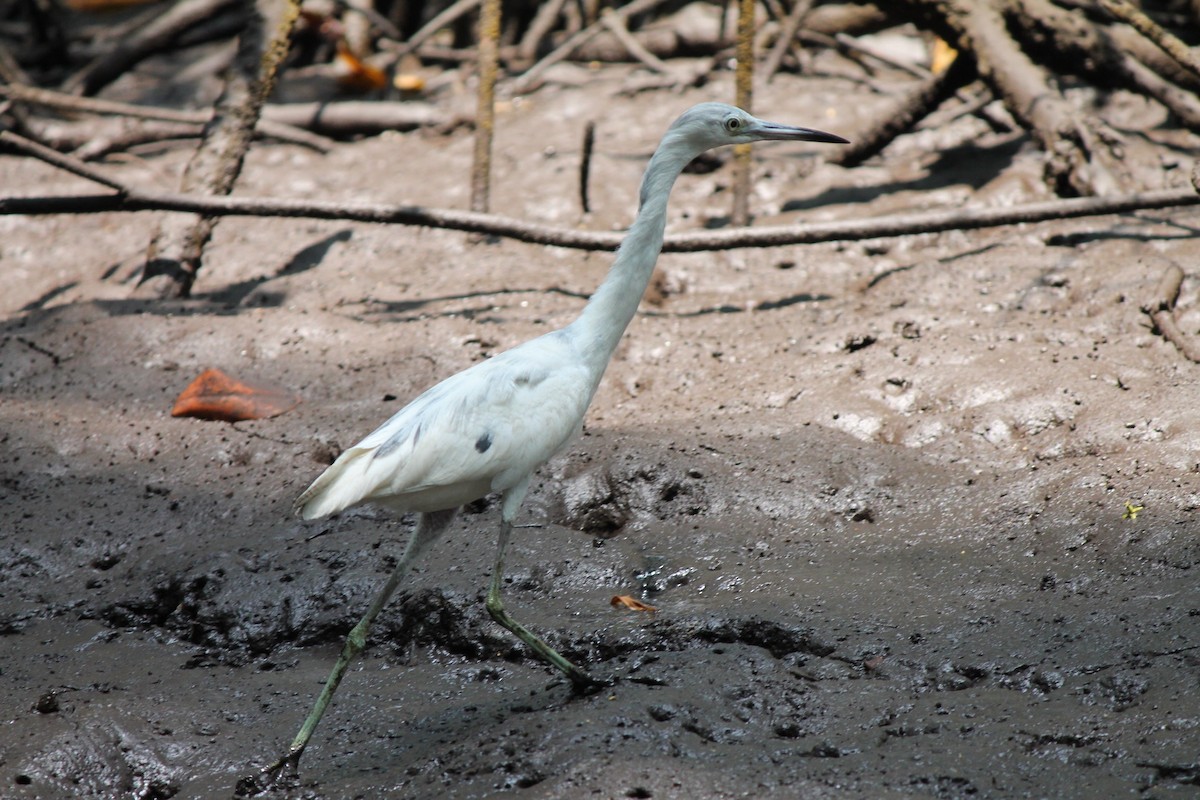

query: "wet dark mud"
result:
(3, 59), (1200, 800)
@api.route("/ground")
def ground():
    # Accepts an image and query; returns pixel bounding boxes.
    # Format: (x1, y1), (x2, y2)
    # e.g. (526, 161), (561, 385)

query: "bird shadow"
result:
(80, 229), (354, 319)
(782, 136), (1027, 213)
(200, 228), (354, 307)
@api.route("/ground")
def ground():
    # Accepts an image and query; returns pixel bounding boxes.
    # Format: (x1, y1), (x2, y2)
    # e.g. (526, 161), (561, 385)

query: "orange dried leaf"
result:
(171, 368), (299, 422)
(930, 37), (957, 75)
(610, 595), (657, 613)
(393, 74), (426, 94)
(336, 43), (388, 92)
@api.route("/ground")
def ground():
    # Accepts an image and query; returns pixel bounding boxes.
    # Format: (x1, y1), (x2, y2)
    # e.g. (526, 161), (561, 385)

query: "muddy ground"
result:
(2, 40), (1200, 800)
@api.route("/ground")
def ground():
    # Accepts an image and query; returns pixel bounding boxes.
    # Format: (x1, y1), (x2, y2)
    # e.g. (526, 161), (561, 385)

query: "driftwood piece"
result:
(1142, 264), (1200, 363)
(136, 0), (299, 298)
(5, 130), (1200, 253)
(913, 0), (1124, 196)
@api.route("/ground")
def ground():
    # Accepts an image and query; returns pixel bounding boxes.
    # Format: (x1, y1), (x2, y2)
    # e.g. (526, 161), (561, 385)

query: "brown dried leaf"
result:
(171, 367), (299, 422)
(610, 595), (658, 613)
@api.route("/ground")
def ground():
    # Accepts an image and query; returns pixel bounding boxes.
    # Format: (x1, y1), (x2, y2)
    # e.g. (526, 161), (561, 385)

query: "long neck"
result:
(568, 134), (695, 374)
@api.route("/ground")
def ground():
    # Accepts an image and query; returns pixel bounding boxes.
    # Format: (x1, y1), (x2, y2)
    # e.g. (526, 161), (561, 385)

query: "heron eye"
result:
(725, 117), (742, 132)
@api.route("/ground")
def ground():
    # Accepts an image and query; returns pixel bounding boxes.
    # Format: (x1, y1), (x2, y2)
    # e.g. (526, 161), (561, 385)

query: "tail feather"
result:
(293, 448), (378, 520)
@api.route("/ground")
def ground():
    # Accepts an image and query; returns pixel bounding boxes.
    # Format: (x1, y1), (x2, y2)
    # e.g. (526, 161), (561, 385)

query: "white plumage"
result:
(253, 102), (846, 786)
(296, 331), (594, 517)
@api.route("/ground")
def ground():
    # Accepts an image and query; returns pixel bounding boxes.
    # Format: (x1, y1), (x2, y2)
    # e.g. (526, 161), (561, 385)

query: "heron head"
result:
(667, 102), (848, 153)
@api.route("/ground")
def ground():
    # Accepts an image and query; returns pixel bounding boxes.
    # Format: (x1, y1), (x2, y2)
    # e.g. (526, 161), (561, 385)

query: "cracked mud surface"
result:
(2, 58), (1199, 799)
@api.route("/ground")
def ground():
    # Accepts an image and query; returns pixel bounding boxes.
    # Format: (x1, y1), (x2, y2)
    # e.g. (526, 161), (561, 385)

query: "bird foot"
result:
(234, 751), (302, 797)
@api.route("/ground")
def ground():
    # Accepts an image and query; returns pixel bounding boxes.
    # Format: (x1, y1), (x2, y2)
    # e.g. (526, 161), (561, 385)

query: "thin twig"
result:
(5, 129), (1200, 251)
(510, 0), (673, 94)
(1142, 263), (1200, 363)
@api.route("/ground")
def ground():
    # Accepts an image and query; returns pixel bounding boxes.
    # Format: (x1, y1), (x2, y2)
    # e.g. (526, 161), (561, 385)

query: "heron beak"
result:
(750, 120), (849, 144)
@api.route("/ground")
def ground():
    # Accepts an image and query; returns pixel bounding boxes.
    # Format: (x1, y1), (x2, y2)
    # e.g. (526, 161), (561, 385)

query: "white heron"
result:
(248, 102), (846, 788)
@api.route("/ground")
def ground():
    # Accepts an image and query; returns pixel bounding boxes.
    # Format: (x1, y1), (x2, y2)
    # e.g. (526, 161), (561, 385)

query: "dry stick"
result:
(510, 0), (674, 94)
(8, 130), (1200, 252)
(136, 0), (300, 298)
(1142, 264), (1200, 363)
(1097, 0), (1200, 83)
(0, 83), (333, 152)
(471, 0), (501, 213)
(63, 0), (240, 96)
(830, 55), (973, 168)
(730, 0), (756, 227)
(763, 0), (813, 83)
(3, 183), (1198, 250)
(600, 9), (670, 73)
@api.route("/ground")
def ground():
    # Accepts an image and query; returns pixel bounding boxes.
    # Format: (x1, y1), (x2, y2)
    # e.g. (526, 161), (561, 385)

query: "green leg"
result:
(484, 510), (600, 692)
(239, 509), (456, 795)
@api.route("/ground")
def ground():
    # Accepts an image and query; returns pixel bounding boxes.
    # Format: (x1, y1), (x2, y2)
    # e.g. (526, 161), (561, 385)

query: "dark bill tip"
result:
(753, 121), (850, 145)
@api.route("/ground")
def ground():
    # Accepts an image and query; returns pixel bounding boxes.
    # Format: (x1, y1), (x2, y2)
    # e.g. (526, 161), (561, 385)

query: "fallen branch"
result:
(0, 82), (333, 151)
(4, 130), (1199, 252)
(1142, 263), (1200, 363)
